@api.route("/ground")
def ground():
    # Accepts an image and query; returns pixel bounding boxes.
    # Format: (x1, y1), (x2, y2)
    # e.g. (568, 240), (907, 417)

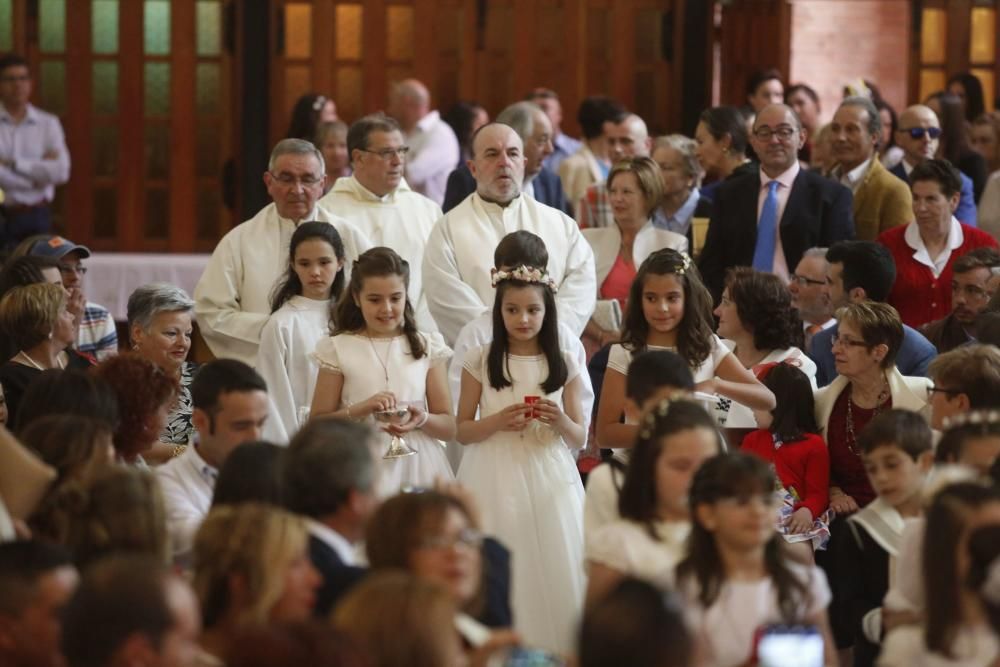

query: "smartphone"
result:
(756, 624), (824, 667)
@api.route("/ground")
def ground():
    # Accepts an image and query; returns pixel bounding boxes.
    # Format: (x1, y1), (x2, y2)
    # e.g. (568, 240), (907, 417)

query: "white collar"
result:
(415, 109), (441, 133)
(903, 216), (964, 256)
(305, 519), (357, 565)
(841, 156), (874, 190)
(0, 102), (38, 124)
(335, 175), (411, 203)
(183, 445), (218, 484)
(271, 204), (319, 226)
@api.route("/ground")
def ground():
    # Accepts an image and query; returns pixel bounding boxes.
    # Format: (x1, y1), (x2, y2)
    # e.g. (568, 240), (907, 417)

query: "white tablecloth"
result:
(86, 253), (211, 321)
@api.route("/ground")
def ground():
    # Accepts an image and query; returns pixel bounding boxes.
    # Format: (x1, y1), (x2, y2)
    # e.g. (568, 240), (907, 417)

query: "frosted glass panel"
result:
(39, 61), (66, 115)
(386, 6), (413, 61)
(144, 0), (171, 55)
(40, 0), (66, 53)
(336, 4), (363, 60)
(92, 61), (118, 115)
(920, 69), (947, 103)
(285, 4), (313, 58)
(93, 125), (118, 177)
(144, 124), (170, 180)
(196, 63), (220, 115)
(92, 1), (119, 55)
(197, 1), (222, 56)
(970, 8), (996, 63)
(145, 63), (171, 115)
(0, 0), (13, 51)
(920, 8), (946, 65)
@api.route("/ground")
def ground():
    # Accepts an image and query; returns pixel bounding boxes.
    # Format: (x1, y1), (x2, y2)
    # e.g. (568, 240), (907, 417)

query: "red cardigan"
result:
(878, 222), (998, 328)
(741, 429), (830, 518)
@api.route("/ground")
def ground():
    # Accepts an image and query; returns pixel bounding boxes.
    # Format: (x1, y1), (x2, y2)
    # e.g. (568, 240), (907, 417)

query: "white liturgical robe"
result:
(319, 176), (441, 332)
(423, 193), (596, 345)
(194, 203), (372, 365)
(257, 296), (331, 444)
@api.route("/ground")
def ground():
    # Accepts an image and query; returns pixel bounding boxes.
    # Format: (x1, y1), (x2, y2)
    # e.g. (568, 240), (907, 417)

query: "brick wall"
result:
(788, 0), (910, 123)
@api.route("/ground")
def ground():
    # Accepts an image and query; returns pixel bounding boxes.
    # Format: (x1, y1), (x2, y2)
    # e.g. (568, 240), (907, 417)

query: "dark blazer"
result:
(308, 533), (513, 627)
(698, 168), (855, 301)
(808, 321), (937, 388)
(888, 162), (977, 226)
(308, 534), (367, 617)
(442, 164), (571, 215)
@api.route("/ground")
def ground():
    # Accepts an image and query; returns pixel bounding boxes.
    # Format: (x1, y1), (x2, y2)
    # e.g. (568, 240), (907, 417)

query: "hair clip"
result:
(490, 265), (558, 293)
(674, 252), (693, 276)
(637, 392), (691, 440)
(312, 95), (328, 112)
(942, 409), (1000, 430)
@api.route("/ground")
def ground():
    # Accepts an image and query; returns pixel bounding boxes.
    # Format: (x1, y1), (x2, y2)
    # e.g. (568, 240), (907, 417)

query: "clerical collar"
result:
(478, 192), (521, 208)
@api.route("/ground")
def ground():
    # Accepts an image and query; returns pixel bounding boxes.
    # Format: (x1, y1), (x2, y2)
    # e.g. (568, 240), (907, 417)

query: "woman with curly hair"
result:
(91, 353), (179, 465)
(714, 267), (816, 429)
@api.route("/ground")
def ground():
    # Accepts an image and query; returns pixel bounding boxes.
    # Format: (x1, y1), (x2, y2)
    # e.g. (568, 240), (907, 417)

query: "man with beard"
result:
(920, 247), (1000, 352)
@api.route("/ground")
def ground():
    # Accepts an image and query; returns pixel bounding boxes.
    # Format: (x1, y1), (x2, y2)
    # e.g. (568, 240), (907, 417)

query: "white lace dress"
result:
(314, 331), (455, 496)
(456, 345), (586, 654)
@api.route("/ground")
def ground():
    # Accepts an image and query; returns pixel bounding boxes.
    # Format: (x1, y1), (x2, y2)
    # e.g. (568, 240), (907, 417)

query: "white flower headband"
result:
(638, 393), (693, 440)
(491, 265), (558, 293)
(675, 252), (693, 276)
(942, 409), (1000, 430)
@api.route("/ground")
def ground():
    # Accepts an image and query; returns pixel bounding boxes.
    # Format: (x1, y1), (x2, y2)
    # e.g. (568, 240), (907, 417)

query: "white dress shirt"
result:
(0, 103), (70, 205)
(193, 203), (372, 365)
(403, 110), (460, 206)
(422, 193), (596, 345)
(837, 155), (874, 194)
(757, 161), (800, 282)
(156, 445), (217, 562)
(319, 175), (441, 331)
(305, 518), (358, 566)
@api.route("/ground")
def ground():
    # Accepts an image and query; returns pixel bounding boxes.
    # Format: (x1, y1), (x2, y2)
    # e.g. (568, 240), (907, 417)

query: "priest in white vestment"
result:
(194, 139), (372, 365)
(319, 112), (441, 333)
(423, 123), (596, 345)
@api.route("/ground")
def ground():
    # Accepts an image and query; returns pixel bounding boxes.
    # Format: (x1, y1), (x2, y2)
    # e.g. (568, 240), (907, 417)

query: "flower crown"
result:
(638, 393), (694, 440)
(942, 409), (1000, 430)
(311, 95), (329, 112)
(490, 265), (558, 293)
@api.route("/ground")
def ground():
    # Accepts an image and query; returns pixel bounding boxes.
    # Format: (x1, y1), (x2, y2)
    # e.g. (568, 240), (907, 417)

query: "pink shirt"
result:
(757, 161), (800, 283)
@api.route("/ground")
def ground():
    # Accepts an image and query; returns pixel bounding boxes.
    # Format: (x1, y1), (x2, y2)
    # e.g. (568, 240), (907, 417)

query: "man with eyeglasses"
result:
(319, 112), (441, 332)
(698, 103), (854, 302)
(888, 104), (977, 225)
(789, 247), (836, 349)
(0, 54), (70, 249)
(878, 159), (997, 329)
(829, 97), (912, 240)
(442, 101), (569, 215)
(919, 248), (1000, 353)
(26, 235), (118, 361)
(195, 138), (372, 365)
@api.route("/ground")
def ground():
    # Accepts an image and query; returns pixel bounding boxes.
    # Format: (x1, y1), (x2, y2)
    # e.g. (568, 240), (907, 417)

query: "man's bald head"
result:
(750, 103), (805, 177)
(896, 104), (940, 166)
(468, 123), (526, 205)
(605, 113), (651, 163)
(387, 79), (431, 132)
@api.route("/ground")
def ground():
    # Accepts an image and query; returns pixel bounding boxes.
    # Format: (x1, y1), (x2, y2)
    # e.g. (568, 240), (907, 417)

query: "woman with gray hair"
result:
(127, 282), (198, 462)
(651, 135), (713, 243)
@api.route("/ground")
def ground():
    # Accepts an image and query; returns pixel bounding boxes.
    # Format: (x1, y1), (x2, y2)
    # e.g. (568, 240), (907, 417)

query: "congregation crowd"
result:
(3, 51), (1000, 667)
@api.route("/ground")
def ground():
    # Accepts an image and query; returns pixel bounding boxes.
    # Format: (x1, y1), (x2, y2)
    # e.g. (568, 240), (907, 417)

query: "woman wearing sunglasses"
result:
(813, 301), (930, 518)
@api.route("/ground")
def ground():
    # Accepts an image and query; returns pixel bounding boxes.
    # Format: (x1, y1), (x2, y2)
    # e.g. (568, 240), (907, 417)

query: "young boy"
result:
(829, 409), (933, 667)
(583, 349), (697, 552)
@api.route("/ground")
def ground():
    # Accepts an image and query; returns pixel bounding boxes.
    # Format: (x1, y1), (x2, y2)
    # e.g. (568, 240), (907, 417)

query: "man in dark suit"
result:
(698, 103), (855, 301)
(809, 240), (937, 386)
(442, 101), (570, 214)
(283, 419), (375, 616)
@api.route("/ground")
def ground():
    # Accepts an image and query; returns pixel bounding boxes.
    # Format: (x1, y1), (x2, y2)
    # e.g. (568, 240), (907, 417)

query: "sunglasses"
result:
(898, 127), (942, 140)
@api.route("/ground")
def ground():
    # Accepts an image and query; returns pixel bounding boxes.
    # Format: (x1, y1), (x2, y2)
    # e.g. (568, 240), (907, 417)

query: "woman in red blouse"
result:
(813, 302), (931, 516)
(878, 158), (997, 328)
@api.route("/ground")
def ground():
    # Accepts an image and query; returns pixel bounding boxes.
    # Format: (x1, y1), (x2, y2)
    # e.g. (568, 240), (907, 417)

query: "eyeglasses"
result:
(268, 172), (324, 187)
(359, 146), (410, 160)
(898, 127), (942, 140)
(791, 274), (826, 287)
(58, 264), (87, 276)
(752, 126), (797, 141)
(951, 283), (991, 300)
(416, 528), (484, 551)
(831, 333), (870, 349)
(926, 384), (962, 400)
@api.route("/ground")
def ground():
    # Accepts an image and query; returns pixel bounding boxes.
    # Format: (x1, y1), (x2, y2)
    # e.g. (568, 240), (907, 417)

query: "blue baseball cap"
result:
(28, 236), (92, 260)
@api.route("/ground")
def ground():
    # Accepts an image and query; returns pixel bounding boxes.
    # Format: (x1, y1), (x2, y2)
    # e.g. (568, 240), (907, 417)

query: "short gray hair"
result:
(803, 247), (829, 260)
(126, 283), (194, 333)
(268, 138), (325, 174)
(652, 134), (704, 186)
(840, 96), (882, 140)
(284, 419), (375, 518)
(496, 101), (542, 143)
